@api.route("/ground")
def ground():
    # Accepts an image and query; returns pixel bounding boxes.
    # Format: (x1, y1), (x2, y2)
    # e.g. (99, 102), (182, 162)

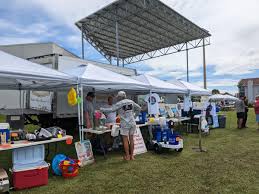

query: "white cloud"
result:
(142, 0), (259, 77)
(2, 0), (259, 94)
(0, 36), (41, 45)
(11, 0), (259, 78)
(194, 79), (239, 88)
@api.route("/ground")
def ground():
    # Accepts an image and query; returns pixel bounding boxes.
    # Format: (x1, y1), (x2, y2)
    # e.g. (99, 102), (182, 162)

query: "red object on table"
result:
(66, 137), (73, 145)
(13, 167), (48, 190)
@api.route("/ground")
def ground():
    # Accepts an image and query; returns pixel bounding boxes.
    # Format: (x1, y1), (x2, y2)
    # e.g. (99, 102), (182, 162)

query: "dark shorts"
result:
(237, 112), (244, 119)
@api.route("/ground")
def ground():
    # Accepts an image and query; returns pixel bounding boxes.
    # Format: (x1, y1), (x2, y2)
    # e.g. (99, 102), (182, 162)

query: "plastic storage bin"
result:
(12, 145), (49, 190)
(0, 123), (10, 144)
(218, 115), (226, 128)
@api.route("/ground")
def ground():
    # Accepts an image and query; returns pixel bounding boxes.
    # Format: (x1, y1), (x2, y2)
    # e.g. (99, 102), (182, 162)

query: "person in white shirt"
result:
(101, 91), (141, 161)
(105, 96), (117, 124)
(144, 93), (160, 115)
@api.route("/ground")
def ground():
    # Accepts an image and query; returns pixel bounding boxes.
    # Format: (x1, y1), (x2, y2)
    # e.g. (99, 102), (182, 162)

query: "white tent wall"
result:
(0, 90), (26, 109)
(163, 94), (179, 104)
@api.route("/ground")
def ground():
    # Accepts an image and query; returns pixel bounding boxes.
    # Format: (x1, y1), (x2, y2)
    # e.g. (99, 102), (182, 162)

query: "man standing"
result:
(84, 92), (95, 129)
(242, 96), (249, 128)
(235, 96), (245, 129)
(101, 91), (141, 161)
(254, 95), (259, 130)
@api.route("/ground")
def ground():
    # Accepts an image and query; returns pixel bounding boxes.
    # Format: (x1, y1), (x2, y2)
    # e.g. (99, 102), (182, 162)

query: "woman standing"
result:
(254, 95), (259, 130)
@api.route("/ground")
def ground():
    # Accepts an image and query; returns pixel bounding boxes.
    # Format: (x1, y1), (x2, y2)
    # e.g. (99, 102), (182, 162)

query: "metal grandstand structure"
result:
(76, 0), (211, 88)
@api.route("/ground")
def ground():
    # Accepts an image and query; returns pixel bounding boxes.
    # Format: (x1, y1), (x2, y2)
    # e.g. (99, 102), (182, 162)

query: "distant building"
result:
(238, 78), (259, 103)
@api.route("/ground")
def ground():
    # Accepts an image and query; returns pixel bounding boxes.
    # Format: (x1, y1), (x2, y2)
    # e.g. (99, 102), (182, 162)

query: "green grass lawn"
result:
(1, 110), (259, 194)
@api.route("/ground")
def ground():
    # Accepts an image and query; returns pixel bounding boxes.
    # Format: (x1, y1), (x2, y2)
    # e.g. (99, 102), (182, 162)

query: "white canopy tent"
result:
(0, 51), (76, 90)
(209, 94), (238, 101)
(62, 64), (149, 92)
(169, 80), (211, 96)
(132, 74), (187, 94)
(62, 63), (150, 142)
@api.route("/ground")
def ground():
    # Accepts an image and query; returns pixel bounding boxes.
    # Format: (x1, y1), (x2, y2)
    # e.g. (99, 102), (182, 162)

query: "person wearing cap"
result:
(100, 91), (141, 160)
(84, 92), (95, 129)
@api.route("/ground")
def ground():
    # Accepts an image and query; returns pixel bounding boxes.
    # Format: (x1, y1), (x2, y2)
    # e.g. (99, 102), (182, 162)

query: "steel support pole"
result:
(186, 43), (189, 82)
(81, 25), (85, 59)
(76, 83), (82, 142)
(116, 20), (120, 66)
(80, 85), (84, 141)
(203, 38), (207, 89)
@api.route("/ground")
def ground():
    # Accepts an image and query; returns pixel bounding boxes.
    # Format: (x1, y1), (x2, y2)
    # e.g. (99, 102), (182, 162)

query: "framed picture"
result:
(75, 140), (94, 166)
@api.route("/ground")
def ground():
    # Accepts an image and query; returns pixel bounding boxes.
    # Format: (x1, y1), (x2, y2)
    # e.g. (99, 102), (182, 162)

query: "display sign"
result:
(133, 126), (147, 156)
(75, 140), (94, 166)
(30, 91), (53, 112)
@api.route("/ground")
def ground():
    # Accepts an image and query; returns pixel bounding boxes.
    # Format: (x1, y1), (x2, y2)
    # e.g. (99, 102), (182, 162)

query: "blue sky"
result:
(1, 0), (259, 94)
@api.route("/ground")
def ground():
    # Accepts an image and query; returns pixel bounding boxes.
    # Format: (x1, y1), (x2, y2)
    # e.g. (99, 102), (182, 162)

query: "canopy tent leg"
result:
(18, 83), (24, 116)
(203, 38), (207, 89)
(186, 43), (189, 82)
(76, 84), (82, 142)
(80, 85), (84, 141)
(81, 25), (85, 59)
(116, 20), (120, 66)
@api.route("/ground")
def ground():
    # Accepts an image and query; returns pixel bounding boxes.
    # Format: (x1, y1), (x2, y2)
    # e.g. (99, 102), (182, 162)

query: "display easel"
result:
(192, 115), (207, 152)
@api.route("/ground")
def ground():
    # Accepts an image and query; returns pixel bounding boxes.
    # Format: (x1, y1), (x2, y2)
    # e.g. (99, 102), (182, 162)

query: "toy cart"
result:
(149, 125), (184, 154)
(152, 138), (183, 154)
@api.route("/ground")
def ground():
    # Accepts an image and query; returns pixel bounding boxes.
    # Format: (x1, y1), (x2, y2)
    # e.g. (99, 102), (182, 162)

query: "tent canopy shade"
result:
(61, 57), (149, 92)
(0, 51), (77, 90)
(132, 74), (187, 94)
(169, 80), (211, 96)
(76, 0), (211, 64)
(209, 94), (238, 101)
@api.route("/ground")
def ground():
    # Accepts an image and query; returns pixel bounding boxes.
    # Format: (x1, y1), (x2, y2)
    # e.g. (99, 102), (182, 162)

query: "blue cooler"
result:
(168, 132), (181, 145)
(162, 130), (168, 142)
(155, 128), (162, 142)
(137, 112), (147, 124)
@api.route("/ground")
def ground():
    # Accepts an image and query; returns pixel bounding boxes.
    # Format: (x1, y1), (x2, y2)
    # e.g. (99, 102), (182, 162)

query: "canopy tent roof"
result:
(61, 59), (149, 92)
(169, 80), (211, 96)
(132, 74), (187, 94)
(209, 94), (238, 101)
(76, 0), (211, 64)
(0, 51), (76, 90)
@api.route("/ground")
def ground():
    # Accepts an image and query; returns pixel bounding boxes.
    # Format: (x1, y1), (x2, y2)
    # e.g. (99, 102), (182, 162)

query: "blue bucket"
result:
(52, 154), (67, 176)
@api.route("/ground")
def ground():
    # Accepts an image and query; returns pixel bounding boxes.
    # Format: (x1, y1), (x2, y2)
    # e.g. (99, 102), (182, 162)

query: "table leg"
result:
(99, 134), (107, 159)
(45, 144), (50, 158)
(148, 125), (153, 142)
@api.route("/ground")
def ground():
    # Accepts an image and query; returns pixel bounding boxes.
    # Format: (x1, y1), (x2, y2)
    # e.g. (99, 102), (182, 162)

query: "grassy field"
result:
(1, 110), (259, 194)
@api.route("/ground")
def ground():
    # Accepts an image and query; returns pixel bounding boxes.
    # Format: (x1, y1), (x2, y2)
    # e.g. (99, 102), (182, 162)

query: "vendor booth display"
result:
(62, 61), (149, 143)
(0, 51), (76, 190)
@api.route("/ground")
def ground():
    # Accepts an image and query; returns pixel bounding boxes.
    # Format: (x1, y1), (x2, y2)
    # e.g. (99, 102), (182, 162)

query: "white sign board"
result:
(133, 126), (147, 156)
(30, 91), (52, 112)
(75, 140), (95, 166)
